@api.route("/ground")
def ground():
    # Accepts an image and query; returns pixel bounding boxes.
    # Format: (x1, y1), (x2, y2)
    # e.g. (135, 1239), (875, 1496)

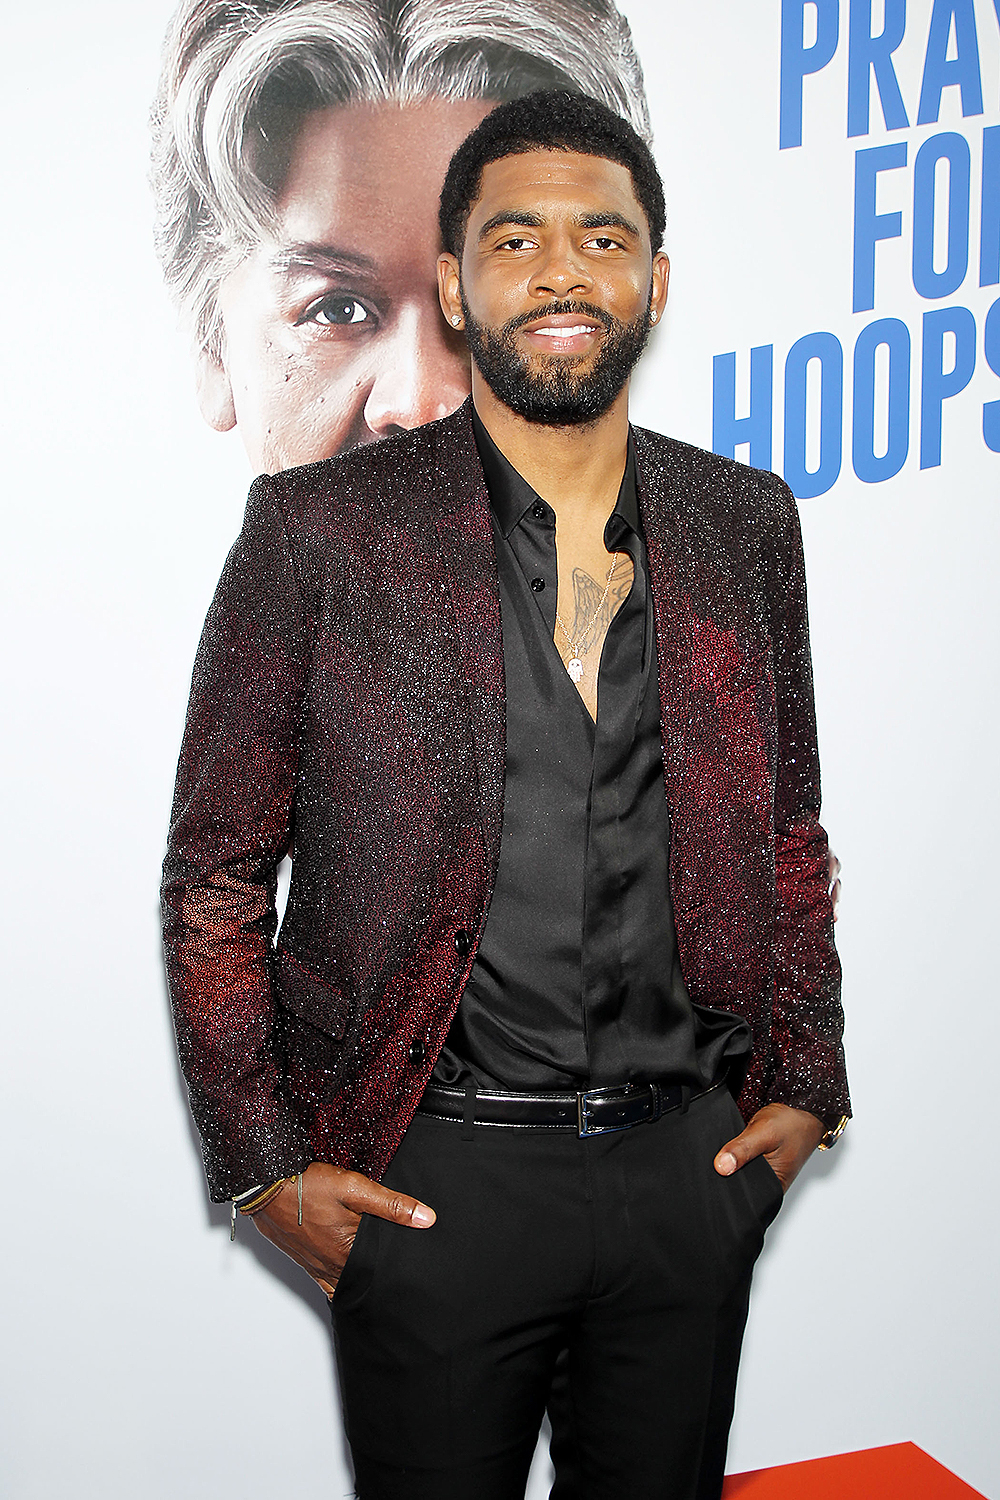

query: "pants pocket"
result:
(715, 1089), (783, 1230)
(333, 1210), (380, 1309)
(742, 1151), (784, 1231)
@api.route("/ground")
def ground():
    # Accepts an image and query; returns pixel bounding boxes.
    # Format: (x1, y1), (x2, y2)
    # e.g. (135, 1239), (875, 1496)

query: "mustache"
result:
(502, 299), (616, 334)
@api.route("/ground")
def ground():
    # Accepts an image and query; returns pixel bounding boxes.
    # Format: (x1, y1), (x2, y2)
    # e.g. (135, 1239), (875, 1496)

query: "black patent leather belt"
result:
(417, 1079), (723, 1137)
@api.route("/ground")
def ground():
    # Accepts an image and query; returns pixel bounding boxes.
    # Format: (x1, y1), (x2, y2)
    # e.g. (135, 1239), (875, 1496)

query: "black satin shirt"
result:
(432, 410), (750, 1092)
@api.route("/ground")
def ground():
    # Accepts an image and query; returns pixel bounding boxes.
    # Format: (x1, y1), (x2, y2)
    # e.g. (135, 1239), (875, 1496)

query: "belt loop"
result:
(462, 1080), (477, 1141)
(649, 1082), (662, 1122)
(680, 1084), (691, 1115)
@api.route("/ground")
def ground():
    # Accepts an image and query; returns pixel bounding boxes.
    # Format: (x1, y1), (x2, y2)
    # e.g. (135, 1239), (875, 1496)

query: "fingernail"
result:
(411, 1204), (436, 1227)
(716, 1153), (737, 1176)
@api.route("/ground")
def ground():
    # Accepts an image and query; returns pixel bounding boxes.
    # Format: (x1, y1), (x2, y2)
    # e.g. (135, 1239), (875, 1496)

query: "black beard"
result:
(460, 296), (652, 427)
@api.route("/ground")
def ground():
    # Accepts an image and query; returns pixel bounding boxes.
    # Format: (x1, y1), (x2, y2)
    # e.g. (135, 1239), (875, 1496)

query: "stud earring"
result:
(650, 309), (658, 323)
(452, 315), (462, 327)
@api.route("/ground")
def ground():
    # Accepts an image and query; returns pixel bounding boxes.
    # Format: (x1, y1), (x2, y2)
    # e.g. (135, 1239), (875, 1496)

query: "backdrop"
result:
(3, 2), (997, 1496)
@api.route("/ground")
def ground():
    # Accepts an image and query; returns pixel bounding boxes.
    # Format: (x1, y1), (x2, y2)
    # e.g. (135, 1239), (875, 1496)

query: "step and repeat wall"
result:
(3, 2), (997, 1497)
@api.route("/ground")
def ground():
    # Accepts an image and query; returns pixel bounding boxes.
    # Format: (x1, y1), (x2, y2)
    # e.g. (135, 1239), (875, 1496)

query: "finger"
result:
(342, 1174), (436, 1228)
(713, 1119), (778, 1176)
(714, 1139), (741, 1175)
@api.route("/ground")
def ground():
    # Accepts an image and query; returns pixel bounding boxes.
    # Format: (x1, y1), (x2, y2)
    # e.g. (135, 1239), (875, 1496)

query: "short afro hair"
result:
(439, 89), (666, 259)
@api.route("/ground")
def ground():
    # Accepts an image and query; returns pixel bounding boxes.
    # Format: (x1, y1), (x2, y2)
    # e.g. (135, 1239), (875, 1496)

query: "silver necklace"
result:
(555, 553), (622, 683)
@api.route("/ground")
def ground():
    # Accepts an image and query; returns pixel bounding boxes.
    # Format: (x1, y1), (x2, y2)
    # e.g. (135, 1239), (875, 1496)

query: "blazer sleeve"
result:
(765, 486), (850, 1127)
(161, 474), (314, 1200)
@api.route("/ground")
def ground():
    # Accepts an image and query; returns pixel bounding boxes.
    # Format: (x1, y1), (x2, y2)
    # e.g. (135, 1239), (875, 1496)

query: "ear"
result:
(437, 252), (464, 330)
(650, 252), (670, 325)
(194, 349), (237, 432)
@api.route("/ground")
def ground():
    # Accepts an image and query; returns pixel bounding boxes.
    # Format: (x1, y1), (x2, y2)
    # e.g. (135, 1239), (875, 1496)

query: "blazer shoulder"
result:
(261, 404), (472, 545)
(632, 426), (798, 537)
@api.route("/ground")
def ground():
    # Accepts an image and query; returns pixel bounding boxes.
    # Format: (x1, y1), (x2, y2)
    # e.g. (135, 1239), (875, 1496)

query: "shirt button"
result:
(531, 502), (546, 520)
(530, 577), (545, 593)
(408, 1037), (426, 1067)
(454, 928), (472, 957)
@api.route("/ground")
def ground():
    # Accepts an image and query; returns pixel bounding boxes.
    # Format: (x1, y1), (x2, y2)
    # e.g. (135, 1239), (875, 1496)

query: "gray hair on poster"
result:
(151, 0), (651, 361)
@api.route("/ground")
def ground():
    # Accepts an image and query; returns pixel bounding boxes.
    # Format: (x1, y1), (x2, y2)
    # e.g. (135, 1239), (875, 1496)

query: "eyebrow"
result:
(577, 211), (642, 238)
(267, 242), (378, 277)
(477, 210), (545, 240)
(477, 210), (642, 242)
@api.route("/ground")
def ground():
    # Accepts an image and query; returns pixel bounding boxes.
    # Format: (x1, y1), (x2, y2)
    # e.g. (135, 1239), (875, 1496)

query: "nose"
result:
(529, 234), (592, 300)
(363, 302), (470, 438)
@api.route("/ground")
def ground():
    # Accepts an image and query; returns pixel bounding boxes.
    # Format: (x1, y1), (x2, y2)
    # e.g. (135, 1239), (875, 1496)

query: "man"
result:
(151, 0), (650, 473)
(162, 91), (849, 1498)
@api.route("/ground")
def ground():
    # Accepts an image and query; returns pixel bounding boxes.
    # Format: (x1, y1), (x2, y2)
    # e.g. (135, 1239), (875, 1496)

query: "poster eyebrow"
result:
(268, 242), (378, 276)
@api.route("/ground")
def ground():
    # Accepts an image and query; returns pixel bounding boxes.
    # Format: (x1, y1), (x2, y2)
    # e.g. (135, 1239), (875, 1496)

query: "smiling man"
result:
(162, 91), (849, 1499)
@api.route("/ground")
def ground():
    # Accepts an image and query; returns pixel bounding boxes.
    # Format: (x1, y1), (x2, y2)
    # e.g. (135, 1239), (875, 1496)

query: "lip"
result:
(520, 312), (604, 354)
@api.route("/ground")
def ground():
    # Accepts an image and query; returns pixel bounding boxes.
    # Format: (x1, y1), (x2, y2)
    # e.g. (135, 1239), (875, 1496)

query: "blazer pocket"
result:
(274, 948), (352, 1040)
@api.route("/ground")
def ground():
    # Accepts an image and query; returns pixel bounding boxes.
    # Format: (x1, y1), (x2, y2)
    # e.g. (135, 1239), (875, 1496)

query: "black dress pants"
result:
(331, 1084), (782, 1500)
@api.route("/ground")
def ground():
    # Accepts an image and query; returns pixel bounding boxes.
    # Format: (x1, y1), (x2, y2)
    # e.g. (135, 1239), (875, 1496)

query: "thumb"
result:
(714, 1125), (765, 1177)
(346, 1173), (437, 1228)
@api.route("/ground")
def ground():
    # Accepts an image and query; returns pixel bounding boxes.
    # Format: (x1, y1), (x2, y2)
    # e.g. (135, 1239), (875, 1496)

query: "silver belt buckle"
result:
(576, 1083), (661, 1137)
(576, 1087), (615, 1137)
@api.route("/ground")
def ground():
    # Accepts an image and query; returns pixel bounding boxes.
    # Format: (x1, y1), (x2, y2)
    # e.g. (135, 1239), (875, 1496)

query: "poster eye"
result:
(299, 296), (372, 327)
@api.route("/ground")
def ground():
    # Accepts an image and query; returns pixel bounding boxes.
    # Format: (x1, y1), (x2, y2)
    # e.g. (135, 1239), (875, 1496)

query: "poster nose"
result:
(363, 305), (471, 437)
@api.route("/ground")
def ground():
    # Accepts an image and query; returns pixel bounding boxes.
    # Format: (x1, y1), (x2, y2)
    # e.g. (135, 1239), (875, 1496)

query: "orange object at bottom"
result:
(723, 1442), (988, 1498)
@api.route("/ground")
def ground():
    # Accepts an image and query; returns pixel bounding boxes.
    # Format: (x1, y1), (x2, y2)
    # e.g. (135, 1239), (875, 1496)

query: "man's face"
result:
(439, 149), (669, 426)
(198, 99), (491, 474)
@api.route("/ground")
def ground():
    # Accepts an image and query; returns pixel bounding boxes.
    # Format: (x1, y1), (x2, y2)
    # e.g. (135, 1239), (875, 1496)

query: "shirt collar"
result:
(471, 403), (639, 540)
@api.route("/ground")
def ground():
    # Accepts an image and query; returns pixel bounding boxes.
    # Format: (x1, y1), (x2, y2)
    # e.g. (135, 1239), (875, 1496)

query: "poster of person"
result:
(149, 0), (651, 472)
(2, 2), (998, 1497)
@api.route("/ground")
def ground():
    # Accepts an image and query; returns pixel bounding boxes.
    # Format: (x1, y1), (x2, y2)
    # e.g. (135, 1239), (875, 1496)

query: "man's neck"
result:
(470, 371), (630, 529)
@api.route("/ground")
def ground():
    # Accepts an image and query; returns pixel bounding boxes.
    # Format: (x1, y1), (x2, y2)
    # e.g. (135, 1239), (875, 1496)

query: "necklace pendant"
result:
(567, 657), (584, 683)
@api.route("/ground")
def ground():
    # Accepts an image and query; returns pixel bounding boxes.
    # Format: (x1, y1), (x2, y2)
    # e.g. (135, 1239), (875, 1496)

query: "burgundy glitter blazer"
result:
(162, 400), (849, 1201)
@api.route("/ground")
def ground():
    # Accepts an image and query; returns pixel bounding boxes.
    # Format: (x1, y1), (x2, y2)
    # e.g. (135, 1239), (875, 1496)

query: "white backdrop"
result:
(2, 2), (998, 1497)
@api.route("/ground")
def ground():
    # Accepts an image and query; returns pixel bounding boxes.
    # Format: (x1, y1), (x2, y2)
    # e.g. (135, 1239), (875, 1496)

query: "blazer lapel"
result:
(633, 428), (694, 817)
(431, 404), (506, 872)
